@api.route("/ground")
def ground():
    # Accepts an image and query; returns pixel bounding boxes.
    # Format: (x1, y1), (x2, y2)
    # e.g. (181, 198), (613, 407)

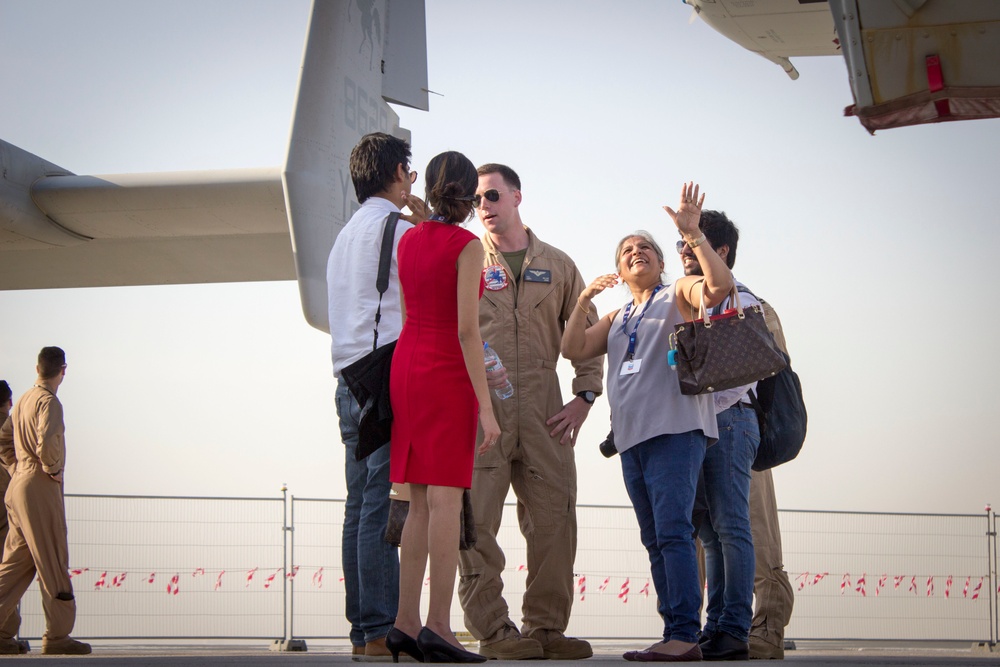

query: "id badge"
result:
(620, 358), (642, 376)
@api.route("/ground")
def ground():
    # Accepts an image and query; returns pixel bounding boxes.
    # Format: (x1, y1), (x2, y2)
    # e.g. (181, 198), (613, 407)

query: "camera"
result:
(598, 429), (618, 458)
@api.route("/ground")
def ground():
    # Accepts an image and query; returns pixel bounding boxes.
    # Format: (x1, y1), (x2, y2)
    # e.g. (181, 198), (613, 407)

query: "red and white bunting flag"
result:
(70, 568), (88, 579)
(796, 572), (809, 591)
(215, 571), (225, 591)
(516, 564), (527, 571)
(577, 576), (586, 601)
(598, 577), (610, 593)
(945, 575), (953, 598)
(855, 573), (866, 597)
(926, 576), (934, 597)
(264, 569), (281, 589)
(840, 573), (851, 595)
(618, 577), (630, 604)
(893, 575), (904, 589)
(112, 572), (127, 588)
(909, 576), (917, 594)
(245, 567), (258, 588)
(811, 572), (828, 586)
(312, 567), (324, 589)
(640, 580), (650, 598)
(192, 568), (205, 577)
(167, 573), (180, 596)
(972, 577), (983, 600)
(94, 571), (107, 589)
(287, 566), (300, 579)
(963, 576), (971, 598)
(875, 575), (887, 596)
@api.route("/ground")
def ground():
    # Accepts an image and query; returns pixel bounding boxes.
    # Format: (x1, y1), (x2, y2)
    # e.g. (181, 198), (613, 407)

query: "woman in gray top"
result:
(562, 182), (733, 663)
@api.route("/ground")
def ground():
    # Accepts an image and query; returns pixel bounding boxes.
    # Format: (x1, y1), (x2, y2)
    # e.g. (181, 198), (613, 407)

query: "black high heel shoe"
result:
(416, 627), (487, 663)
(386, 627), (424, 663)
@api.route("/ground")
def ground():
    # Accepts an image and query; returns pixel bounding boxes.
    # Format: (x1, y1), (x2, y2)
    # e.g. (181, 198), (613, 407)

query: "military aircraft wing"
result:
(0, 0), (428, 333)
(0, 145), (292, 289)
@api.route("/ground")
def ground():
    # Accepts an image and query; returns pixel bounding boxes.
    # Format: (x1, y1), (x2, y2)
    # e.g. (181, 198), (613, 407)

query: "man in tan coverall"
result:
(0, 381), (23, 653)
(748, 308), (795, 661)
(459, 164), (604, 661)
(0, 347), (90, 655)
(0, 381), (14, 548)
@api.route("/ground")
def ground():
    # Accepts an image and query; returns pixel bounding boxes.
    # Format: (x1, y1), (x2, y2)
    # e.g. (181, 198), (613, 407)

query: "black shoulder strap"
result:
(736, 284), (760, 301)
(376, 211), (401, 295)
(371, 211), (402, 350)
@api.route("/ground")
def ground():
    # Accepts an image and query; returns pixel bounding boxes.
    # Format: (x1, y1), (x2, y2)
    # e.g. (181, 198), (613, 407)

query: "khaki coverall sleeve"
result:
(36, 396), (66, 475)
(0, 416), (14, 474)
(563, 265), (605, 395)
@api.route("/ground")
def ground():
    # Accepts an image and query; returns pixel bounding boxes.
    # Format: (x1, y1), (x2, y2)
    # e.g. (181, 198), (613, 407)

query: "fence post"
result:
(282, 484), (288, 642)
(269, 485), (306, 651)
(991, 505), (997, 647)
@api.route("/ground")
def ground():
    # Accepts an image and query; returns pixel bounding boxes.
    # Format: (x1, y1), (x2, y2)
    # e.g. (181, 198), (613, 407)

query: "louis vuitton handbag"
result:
(669, 285), (786, 395)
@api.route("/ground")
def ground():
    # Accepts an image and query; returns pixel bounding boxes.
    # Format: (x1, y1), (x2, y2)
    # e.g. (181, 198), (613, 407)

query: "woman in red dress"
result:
(386, 151), (500, 663)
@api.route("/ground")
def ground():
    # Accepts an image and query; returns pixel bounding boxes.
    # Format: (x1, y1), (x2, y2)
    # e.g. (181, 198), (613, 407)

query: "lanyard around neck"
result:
(620, 283), (664, 360)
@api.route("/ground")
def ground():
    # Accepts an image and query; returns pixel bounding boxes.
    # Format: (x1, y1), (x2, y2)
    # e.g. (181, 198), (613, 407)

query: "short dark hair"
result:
(699, 210), (739, 269)
(349, 132), (411, 204)
(0, 380), (11, 405)
(38, 346), (66, 380)
(425, 151), (477, 224)
(477, 163), (521, 190)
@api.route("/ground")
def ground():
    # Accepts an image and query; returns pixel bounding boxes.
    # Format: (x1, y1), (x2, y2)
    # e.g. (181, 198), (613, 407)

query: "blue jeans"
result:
(335, 379), (398, 646)
(621, 431), (706, 644)
(700, 403), (759, 642)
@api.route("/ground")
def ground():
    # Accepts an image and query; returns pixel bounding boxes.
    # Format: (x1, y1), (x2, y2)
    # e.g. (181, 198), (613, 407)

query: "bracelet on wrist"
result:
(577, 298), (592, 314)
(686, 233), (707, 249)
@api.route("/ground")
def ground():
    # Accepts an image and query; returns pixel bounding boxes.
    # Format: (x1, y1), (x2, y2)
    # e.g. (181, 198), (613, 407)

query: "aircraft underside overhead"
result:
(686, 0), (1000, 133)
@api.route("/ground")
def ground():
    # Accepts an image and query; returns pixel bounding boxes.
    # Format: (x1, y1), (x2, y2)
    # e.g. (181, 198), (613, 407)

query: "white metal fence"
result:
(14, 494), (998, 645)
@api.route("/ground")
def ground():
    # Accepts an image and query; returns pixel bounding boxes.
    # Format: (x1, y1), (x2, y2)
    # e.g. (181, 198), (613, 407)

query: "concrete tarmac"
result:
(4, 640), (999, 666)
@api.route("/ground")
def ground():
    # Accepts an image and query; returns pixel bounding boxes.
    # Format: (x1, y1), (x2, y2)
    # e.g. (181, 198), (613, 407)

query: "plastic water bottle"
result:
(483, 342), (514, 400)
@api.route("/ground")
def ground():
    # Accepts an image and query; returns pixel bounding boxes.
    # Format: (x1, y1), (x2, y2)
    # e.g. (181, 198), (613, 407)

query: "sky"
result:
(1, 0), (998, 515)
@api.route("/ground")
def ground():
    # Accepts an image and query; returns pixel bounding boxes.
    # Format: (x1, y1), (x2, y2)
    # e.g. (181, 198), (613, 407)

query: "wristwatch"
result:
(576, 390), (597, 405)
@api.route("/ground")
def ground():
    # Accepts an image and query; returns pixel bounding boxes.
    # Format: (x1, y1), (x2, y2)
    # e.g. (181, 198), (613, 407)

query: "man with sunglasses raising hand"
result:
(459, 164), (604, 661)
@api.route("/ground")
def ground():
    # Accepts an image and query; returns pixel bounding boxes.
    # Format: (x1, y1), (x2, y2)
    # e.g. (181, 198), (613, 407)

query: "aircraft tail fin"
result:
(283, 0), (428, 332)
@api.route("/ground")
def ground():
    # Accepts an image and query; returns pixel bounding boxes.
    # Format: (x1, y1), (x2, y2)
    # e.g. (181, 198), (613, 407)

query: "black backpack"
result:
(717, 286), (807, 471)
(748, 347), (807, 471)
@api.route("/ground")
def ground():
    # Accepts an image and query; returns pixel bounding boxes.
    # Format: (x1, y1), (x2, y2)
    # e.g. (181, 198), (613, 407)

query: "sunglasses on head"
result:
(472, 189), (502, 208)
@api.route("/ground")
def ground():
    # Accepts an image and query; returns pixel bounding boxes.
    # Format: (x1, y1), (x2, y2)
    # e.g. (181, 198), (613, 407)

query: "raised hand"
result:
(582, 273), (620, 301)
(662, 181), (706, 238)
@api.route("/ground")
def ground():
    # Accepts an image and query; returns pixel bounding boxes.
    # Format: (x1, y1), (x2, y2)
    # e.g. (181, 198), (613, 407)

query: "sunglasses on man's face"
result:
(473, 189), (502, 208)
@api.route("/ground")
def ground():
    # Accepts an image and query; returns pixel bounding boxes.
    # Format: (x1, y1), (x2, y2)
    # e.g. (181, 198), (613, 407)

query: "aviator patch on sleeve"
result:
(523, 269), (551, 283)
